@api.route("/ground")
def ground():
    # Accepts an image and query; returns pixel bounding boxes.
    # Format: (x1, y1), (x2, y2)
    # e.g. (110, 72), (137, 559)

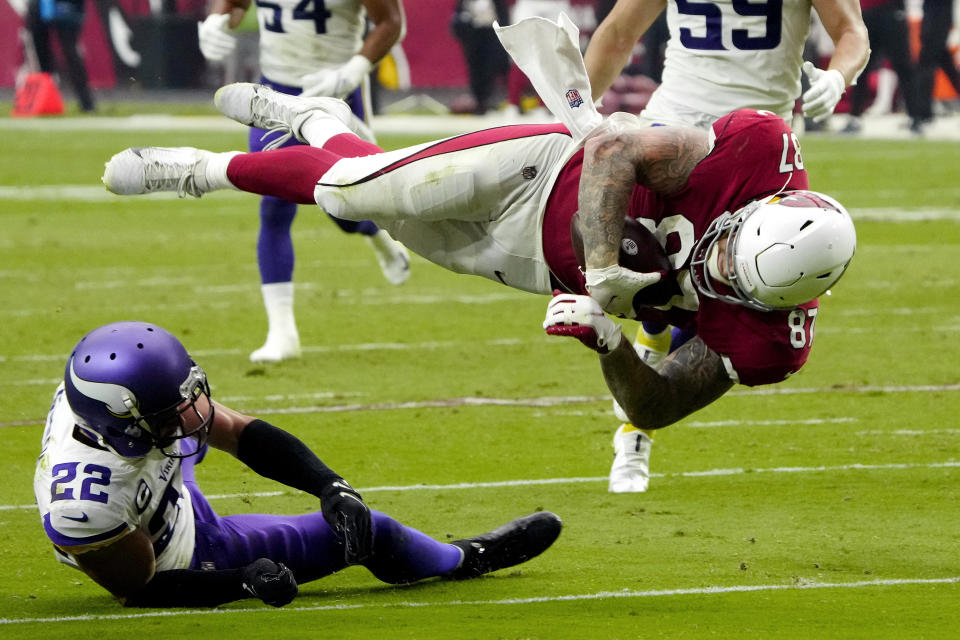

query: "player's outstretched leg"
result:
(445, 511), (562, 580)
(102, 147), (238, 198)
(367, 229), (411, 286)
(325, 216), (411, 287)
(215, 82), (371, 148)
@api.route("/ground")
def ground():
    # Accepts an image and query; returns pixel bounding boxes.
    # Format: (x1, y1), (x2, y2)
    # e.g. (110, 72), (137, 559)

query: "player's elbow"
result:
(111, 581), (148, 607)
(620, 405), (676, 431)
(616, 386), (711, 430)
(375, 5), (406, 44)
(102, 576), (154, 607)
(583, 133), (630, 165)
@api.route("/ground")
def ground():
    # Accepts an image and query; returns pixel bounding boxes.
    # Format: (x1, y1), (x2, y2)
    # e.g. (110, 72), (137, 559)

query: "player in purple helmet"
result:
(35, 321), (562, 608)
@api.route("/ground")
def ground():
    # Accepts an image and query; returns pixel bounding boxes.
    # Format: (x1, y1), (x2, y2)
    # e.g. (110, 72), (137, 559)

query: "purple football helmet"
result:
(64, 321), (213, 458)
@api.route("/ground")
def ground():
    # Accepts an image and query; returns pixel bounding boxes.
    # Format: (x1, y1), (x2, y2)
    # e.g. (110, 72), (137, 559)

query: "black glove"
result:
(241, 558), (298, 607)
(320, 478), (374, 564)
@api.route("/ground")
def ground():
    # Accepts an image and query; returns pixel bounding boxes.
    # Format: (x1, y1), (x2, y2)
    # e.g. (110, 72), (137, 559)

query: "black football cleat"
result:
(446, 511), (562, 580)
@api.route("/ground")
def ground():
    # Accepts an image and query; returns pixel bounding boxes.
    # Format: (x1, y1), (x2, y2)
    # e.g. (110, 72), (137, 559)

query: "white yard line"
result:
(2, 383), (960, 426)
(685, 417), (859, 428)
(856, 428), (960, 436)
(2, 110), (959, 139)
(1, 576), (957, 625)
(3, 459), (958, 511)
(2, 183), (958, 221)
(0, 185), (251, 201)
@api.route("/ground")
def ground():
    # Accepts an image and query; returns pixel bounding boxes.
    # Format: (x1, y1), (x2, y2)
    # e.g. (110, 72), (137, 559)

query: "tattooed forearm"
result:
(599, 335), (734, 429)
(578, 135), (636, 268)
(577, 126), (710, 269)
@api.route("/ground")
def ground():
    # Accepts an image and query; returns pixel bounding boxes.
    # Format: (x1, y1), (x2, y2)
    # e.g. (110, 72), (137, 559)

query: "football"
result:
(570, 213), (677, 308)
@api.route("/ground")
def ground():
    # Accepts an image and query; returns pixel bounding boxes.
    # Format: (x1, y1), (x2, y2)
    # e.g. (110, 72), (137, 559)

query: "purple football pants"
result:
(181, 447), (462, 585)
(252, 78), (380, 284)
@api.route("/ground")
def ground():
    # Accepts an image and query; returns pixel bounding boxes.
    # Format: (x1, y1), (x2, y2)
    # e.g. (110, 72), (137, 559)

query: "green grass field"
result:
(0, 114), (958, 639)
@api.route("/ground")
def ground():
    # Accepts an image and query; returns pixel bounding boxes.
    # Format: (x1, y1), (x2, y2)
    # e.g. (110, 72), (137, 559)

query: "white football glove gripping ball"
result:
(301, 55), (373, 99)
(543, 292), (623, 354)
(197, 13), (237, 62)
(801, 61), (846, 123)
(584, 264), (662, 319)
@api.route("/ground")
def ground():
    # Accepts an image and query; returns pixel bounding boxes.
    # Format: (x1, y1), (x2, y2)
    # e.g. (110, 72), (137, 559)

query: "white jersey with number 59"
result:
(256, 0), (366, 86)
(642, 0), (813, 127)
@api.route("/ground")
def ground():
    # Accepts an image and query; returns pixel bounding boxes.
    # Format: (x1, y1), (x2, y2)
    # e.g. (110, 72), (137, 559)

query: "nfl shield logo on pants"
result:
(565, 89), (583, 109)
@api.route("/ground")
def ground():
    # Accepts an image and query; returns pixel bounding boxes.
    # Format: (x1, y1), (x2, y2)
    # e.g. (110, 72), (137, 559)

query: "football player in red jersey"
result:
(102, 85), (855, 476)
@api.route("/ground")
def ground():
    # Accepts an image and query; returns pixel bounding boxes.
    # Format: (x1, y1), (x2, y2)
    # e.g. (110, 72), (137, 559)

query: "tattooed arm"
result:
(600, 335), (734, 429)
(577, 125), (711, 270)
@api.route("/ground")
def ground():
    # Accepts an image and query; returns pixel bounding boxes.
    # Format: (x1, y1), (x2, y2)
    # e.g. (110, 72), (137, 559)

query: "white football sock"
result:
(261, 281), (297, 338)
(301, 116), (354, 148)
(251, 282), (301, 362)
(200, 151), (242, 192)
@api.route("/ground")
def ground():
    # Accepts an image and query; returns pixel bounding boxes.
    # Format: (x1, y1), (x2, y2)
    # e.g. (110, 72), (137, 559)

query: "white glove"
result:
(301, 55), (373, 99)
(198, 13), (236, 62)
(801, 61), (845, 123)
(543, 292), (622, 354)
(584, 265), (662, 319)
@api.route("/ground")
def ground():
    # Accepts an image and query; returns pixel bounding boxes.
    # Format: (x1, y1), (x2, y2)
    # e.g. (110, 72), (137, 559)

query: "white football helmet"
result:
(690, 191), (856, 311)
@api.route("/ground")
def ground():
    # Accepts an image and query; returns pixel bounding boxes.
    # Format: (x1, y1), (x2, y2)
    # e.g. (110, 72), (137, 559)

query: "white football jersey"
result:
(34, 385), (196, 572)
(256, 0), (366, 86)
(642, 0), (813, 126)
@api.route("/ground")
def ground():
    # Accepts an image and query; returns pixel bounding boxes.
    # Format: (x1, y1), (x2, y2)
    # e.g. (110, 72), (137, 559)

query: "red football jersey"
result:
(542, 109), (817, 386)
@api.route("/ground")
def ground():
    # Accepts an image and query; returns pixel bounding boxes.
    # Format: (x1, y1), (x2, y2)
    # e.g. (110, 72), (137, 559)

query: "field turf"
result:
(0, 115), (957, 639)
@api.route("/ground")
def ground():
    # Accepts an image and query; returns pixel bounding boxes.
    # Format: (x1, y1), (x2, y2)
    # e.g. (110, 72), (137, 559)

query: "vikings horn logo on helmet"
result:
(68, 358), (137, 419)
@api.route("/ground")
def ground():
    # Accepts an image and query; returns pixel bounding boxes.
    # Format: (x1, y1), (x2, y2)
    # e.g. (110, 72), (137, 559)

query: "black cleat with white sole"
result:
(447, 511), (562, 580)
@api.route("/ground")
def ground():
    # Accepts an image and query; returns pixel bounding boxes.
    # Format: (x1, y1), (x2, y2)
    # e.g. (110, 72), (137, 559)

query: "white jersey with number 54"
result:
(643, 0), (813, 127)
(256, 0), (366, 86)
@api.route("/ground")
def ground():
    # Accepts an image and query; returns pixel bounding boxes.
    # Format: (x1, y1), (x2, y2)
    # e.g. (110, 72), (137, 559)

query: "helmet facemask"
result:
(690, 198), (774, 311)
(117, 365), (214, 458)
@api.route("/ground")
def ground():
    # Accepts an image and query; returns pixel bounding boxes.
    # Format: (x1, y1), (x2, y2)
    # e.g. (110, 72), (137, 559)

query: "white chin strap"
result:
(706, 242), (732, 287)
